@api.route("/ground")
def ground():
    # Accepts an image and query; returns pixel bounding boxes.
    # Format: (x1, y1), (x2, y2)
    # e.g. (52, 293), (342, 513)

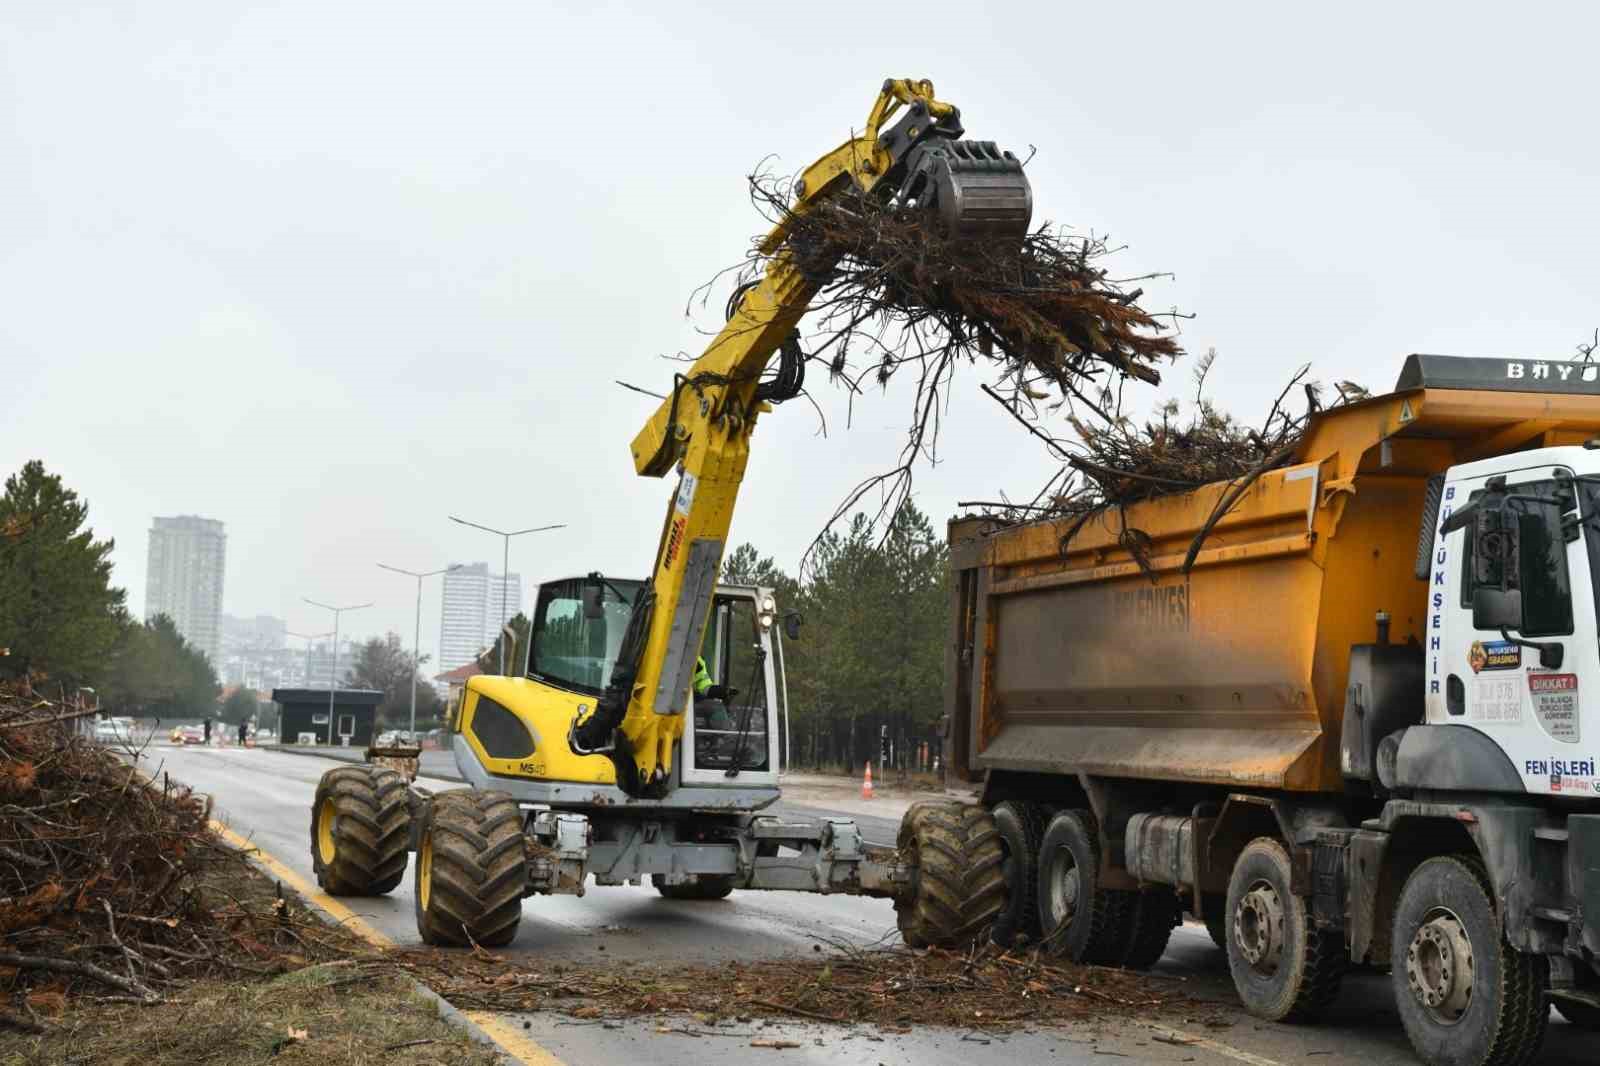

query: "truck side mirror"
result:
(581, 576), (605, 620)
(782, 610), (803, 641)
(1472, 587), (1524, 631)
(1472, 503), (1520, 590)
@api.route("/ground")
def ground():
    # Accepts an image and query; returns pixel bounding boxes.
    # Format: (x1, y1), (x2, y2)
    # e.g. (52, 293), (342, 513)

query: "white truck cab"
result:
(1430, 447), (1600, 798)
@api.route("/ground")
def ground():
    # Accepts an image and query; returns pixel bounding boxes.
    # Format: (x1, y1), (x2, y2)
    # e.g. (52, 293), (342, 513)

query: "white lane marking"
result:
(1142, 1021), (1291, 1066)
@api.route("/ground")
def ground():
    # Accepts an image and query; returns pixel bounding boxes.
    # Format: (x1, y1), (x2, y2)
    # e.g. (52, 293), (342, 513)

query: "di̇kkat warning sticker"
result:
(1528, 672), (1580, 743)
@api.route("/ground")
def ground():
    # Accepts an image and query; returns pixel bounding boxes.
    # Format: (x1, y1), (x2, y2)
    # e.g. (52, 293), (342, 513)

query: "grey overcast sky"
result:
(4, 3), (1597, 664)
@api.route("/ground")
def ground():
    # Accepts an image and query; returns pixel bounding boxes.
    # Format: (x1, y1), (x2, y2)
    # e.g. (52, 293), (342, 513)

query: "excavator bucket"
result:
(900, 139), (1033, 242)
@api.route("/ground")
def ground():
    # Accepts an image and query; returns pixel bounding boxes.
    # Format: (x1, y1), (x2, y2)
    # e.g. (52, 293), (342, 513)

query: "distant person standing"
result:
(203, 717), (212, 744)
(238, 719), (248, 746)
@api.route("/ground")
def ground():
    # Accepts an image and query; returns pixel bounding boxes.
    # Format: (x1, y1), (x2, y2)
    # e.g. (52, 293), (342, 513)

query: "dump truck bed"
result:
(947, 355), (1600, 793)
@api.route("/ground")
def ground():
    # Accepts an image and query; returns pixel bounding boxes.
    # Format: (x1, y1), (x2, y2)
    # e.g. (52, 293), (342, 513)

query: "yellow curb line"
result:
(209, 819), (567, 1066)
(210, 821), (394, 949)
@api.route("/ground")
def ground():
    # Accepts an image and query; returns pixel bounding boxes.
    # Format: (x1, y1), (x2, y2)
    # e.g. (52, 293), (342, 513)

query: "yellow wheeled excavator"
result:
(308, 78), (1028, 948)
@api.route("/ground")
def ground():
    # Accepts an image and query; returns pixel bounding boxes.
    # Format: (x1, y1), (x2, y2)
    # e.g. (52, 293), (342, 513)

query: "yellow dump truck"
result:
(936, 355), (1600, 1066)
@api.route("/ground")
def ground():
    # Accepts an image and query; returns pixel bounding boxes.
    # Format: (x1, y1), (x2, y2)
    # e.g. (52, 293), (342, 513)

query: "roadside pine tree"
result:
(0, 461), (125, 686)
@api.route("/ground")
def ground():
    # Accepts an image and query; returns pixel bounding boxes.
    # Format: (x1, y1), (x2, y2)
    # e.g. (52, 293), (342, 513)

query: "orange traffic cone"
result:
(862, 760), (874, 800)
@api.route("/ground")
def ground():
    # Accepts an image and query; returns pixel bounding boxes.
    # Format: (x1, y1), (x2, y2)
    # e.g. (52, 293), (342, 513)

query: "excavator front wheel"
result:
(308, 765), (411, 896)
(894, 801), (1006, 949)
(414, 789), (527, 948)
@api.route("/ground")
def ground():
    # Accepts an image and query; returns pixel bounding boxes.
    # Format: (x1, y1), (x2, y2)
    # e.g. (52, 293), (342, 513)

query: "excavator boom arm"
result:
(574, 79), (1029, 791)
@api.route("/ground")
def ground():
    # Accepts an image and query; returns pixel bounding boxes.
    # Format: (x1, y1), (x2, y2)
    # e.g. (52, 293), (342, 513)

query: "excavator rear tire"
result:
(895, 802), (1006, 949)
(310, 765), (411, 896)
(415, 789), (527, 948)
(652, 874), (735, 900)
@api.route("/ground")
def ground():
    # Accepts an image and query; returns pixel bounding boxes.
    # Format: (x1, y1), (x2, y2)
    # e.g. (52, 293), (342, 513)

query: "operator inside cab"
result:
(692, 656), (735, 732)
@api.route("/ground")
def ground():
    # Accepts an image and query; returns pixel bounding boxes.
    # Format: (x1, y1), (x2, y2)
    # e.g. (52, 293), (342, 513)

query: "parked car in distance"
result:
(179, 725), (204, 745)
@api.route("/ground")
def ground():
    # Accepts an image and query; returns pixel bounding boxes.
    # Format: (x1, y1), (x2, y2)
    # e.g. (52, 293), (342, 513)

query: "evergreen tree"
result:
(0, 461), (125, 686)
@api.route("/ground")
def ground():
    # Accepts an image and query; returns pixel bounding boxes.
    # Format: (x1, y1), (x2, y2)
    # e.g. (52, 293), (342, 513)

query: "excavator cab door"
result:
(681, 587), (779, 785)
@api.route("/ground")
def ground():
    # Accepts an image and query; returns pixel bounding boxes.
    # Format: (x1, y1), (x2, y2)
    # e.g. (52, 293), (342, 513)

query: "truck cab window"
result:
(1458, 478), (1573, 636)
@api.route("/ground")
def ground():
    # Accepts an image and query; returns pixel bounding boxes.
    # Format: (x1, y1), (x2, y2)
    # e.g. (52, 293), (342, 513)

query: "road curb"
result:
(209, 819), (560, 1065)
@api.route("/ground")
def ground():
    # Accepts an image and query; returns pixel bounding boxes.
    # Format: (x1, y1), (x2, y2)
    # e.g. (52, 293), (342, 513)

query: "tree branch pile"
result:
(969, 353), (1370, 540)
(0, 684), (372, 1012)
(726, 171), (1186, 539)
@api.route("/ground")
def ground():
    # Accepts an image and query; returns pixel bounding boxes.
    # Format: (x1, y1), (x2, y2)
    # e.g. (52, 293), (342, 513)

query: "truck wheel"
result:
(1225, 837), (1346, 1022)
(414, 790), (527, 948)
(1036, 809), (1133, 964)
(309, 765), (410, 896)
(894, 802), (1006, 949)
(1203, 893), (1229, 952)
(1122, 888), (1181, 970)
(990, 800), (1046, 947)
(652, 874), (735, 900)
(1553, 998), (1600, 1030)
(1391, 856), (1548, 1066)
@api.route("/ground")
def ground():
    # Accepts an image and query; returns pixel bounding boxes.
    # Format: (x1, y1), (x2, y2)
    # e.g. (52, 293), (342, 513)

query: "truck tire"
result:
(1553, 998), (1600, 1030)
(1225, 837), (1346, 1022)
(309, 765), (410, 896)
(1036, 809), (1134, 964)
(1122, 888), (1181, 970)
(414, 789), (527, 948)
(1202, 893), (1229, 952)
(990, 800), (1047, 947)
(894, 802), (1006, 949)
(1391, 855), (1548, 1066)
(652, 874), (735, 900)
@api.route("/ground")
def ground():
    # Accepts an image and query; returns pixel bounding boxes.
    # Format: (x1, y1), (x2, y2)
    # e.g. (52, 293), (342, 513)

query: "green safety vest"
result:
(693, 656), (711, 695)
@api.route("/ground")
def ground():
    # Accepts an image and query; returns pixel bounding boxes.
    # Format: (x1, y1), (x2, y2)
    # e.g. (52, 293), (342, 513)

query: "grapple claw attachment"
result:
(900, 139), (1033, 242)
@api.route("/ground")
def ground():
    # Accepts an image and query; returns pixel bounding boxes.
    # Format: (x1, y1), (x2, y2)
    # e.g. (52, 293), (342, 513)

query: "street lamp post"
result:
(447, 517), (565, 674)
(377, 562), (461, 739)
(302, 599), (373, 745)
(287, 630), (332, 688)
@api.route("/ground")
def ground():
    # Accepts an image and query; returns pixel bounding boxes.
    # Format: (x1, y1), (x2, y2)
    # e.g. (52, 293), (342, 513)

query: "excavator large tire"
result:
(414, 789), (527, 948)
(309, 765), (411, 896)
(895, 801), (1006, 949)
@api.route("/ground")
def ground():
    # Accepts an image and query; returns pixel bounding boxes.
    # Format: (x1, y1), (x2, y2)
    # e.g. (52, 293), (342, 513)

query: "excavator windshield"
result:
(528, 577), (643, 695)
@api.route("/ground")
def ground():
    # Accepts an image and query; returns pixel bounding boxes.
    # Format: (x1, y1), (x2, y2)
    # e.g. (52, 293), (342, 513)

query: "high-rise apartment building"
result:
(438, 562), (522, 675)
(145, 516), (227, 664)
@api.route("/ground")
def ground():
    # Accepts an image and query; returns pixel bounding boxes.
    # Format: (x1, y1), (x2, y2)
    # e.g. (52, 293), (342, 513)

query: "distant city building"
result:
(219, 614), (289, 690)
(145, 516), (226, 664)
(439, 562), (522, 677)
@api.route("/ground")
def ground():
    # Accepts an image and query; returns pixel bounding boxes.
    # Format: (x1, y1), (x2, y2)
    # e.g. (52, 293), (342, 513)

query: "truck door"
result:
(1433, 463), (1600, 796)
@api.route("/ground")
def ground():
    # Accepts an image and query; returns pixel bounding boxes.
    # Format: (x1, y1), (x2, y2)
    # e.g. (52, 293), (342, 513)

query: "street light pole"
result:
(303, 599), (373, 745)
(287, 630), (332, 688)
(447, 517), (565, 674)
(377, 562), (461, 739)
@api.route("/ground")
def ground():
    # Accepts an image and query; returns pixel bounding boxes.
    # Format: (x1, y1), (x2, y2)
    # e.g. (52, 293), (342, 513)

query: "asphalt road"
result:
(144, 745), (1594, 1066)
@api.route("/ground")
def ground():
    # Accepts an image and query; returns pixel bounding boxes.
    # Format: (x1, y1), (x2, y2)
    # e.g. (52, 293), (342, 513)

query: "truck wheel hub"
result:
(1048, 846), (1081, 923)
(1406, 910), (1473, 1022)
(1235, 882), (1284, 971)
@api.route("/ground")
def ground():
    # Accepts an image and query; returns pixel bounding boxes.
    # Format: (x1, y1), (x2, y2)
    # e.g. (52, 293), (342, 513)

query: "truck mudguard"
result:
(1393, 725), (1524, 794)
